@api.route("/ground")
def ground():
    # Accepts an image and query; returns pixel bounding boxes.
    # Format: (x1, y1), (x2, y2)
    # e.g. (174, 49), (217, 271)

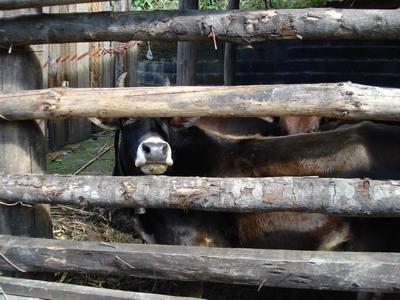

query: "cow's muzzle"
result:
(135, 137), (173, 175)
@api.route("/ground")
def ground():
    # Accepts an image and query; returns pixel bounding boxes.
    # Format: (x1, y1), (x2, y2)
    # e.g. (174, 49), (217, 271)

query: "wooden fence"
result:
(1, 0), (400, 299)
(32, 0), (138, 150)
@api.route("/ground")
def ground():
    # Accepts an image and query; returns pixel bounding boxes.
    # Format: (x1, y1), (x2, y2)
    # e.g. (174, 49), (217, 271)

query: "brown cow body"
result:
(115, 121), (400, 251)
(170, 121), (400, 179)
(164, 121), (400, 252)
(107, 119), (400, 297)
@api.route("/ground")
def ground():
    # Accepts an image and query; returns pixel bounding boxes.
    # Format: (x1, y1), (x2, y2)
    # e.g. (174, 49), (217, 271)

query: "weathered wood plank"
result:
(0, 0), (109, 10)
(0, 235), (400, 293)
(0, 276), (197, 300)
(0, 82), (399, 120)
(0, 8), (400, 45)
(0, 174), (400, 216)
(0, 8), (52, 239)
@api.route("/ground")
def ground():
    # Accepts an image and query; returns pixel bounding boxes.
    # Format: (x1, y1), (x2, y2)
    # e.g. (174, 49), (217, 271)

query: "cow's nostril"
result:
(143, 144), (151, 154)
(162, 144), (168, 154)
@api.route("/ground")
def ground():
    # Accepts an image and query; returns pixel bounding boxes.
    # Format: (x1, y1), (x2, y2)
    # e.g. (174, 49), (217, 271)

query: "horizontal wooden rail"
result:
(0, 235), (399, 293)
(0, 82), (399, 121)
(1, 174), (400, 216)
(0, 0), (108, 10)
(0, 8), (399, 45)
(0, 276), (195, 300)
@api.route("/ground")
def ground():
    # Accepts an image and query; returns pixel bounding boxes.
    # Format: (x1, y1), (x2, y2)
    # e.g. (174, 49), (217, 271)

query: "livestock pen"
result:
(1, 0), (400, 299)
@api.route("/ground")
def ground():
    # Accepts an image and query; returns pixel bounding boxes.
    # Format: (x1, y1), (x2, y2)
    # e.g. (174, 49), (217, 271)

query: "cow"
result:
(98, 117), (400, 245)
(92, 116), (400, 297)
(170, 120), (400, 179)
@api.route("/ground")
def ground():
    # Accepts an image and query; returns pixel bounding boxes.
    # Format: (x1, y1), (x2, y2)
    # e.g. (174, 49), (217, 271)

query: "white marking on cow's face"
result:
(135, 136), (173, 175)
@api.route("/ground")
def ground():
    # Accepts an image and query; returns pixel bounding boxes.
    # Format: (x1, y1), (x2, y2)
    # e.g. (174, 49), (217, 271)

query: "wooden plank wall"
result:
(44, 0), (136, 150)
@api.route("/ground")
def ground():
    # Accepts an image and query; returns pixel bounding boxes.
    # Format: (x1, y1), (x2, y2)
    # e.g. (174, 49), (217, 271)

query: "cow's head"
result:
(90, 117), (198, 175)
(120, 117), (173, 175)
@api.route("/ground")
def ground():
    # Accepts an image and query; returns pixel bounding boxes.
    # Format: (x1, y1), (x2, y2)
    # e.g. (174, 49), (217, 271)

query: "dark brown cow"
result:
(109, 120), (400, 248)
(170, 121), (400, 179)
(194, 116), (280, 137)
(102, 118), (400, 297)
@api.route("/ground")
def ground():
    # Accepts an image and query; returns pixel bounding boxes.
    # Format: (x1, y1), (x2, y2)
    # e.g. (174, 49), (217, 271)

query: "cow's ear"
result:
(89, 118), (119, 130)
(169, 117), (199, 128)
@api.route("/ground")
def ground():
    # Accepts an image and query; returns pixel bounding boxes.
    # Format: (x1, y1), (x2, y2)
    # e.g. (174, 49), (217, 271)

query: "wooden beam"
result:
(0, 276), (196, 300)
(0, 82), (399, 121)
(0, 8), (400, 45)
(0, 0), (109, 10)
(224, 0), (240, 86)
(1, 235), (400, 293)
(1, 174), (400, 216)
(0, 9), (53, 241)
(0, 276), (194, 300)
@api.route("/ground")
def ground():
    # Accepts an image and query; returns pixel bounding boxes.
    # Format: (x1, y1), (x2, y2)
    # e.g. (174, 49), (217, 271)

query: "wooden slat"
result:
(0, 235), (400, 293)
(0, 276), (196, 300)
(1, 174), (400, 216)
(0, 82), (399, 120)
(0, 0), (109, 10)
(0, 9), (399, 45)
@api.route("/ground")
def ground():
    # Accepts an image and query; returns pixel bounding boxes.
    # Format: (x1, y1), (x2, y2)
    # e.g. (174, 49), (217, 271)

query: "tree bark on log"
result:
(0, 276), (195, 300)
(0, 82), (399, 121)
(1, 235), (400, 293)
(224, 0), (240, 86)
(1, 8), (400, 45)
(0, 0), (109, 10)
(1, 174), (400, 217)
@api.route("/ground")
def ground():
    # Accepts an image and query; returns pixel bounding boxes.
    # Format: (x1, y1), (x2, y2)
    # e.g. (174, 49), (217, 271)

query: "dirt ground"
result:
(45, 132), (368, 299)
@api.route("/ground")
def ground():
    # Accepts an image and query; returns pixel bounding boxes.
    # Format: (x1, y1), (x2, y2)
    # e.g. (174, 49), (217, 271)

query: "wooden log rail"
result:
(0, 235), (400, 293)
(0, 276), (195, 300)
(1, 174), (400, 217)
(0, 8), (399, 45)
(0, 82), (399, 121)
(0, 0), (109, 10)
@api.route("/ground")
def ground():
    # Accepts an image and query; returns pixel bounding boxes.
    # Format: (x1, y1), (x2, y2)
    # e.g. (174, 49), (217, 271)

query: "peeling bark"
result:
(0, 174), (400, 216)
(1, 235), (400, 293)
(0, 82), (399, 121)
(0, 8), (399, 45)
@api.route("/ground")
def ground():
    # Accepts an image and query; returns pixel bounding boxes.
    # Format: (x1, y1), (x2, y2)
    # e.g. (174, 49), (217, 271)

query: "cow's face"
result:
(89, 116), (199, 175)
(120, 118), (173, 175)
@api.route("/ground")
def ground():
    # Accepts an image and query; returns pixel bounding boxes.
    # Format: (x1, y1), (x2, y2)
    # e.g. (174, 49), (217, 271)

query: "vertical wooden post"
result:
(224, 0), (240, 86)
(89, 2), (100, 88)
(0, 9), (52, 239)
(176, 0), (198, 85)
(126, 0), (138, 87)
